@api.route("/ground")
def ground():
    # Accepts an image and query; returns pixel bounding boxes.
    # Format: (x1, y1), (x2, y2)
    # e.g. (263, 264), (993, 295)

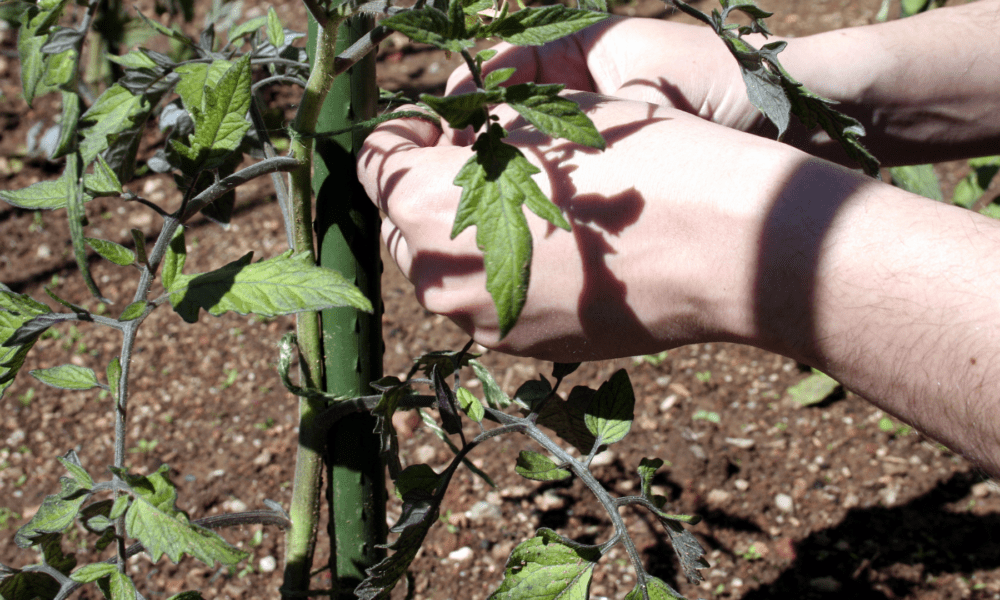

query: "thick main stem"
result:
(282, 16), (345, 599)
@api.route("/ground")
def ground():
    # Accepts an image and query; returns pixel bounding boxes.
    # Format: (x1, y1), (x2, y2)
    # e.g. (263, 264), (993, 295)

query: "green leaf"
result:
(57, 450), (93, 489)
(109, 571), (137, 600)
(484, 67), (516, 89)
(691, 409), (720, 423)
(456, 387), (484, 423)
(167, 250), (371, 323)
(116, 465), (248, 567)
(489, 528), (600, 600)
(623, 576), (684, 600)
(534, 385), (598, 455)
(174, 60), (232, 113)
(65, 154), (108, 303)
(0, 567), (61, 600)
(583, 369), (634, 447)
(70, 563), (119, 583)
(380, 4), (473, 53)
(14, 476), (89, 547)
(513, 377), (550, 410)
(420, 91), (497, 131)
(515, 450), (571, 482)
(395, 464), (440, 498)
(266, 7), (284, 47)
(952, 155), (1000, 209)
(161, 226), (187, 291)
(485, 5), (608, 46)
(83, 155), (123, 197)
(86, 238), (136, 266)
(107, 356), (121, 400)
(178, 55), (252, 169)
(504, 83), (604, 150)
(453, 124), (569, 336)
(107, 49), (159, 70)
(78, 84), (150, 165)
(0, 169), (71, 209)
(411, 349), (478, 379)
(432, 364), (463, 435)
(890, 164), (942, 201)
(109, 494), (130, 519)
(119, 301), (147, 321)
(470, 359), (511, 408)
(552, 362), (580, 379)
(662, 521), (708, 583)
(228, 16), (266, 41)
(637, 457), (663, 498)
(786, 368), (840, 407)
(31, 364), (101, 390)
(52, 91), (81, 159)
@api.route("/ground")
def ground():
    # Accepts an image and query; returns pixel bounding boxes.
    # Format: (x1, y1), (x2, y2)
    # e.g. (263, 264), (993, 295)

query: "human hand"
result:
(445, 16), (768, 142)
(358, 92), (810, 362)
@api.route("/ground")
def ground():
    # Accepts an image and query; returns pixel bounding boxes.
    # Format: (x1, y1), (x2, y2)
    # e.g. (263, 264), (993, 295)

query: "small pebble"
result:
(688, 444), (707, 461)
(775, 493), (794, 513)
(259, 556), (277, 573)
(590, 449), (617, 467)
(465, 500), (502, 522)
(725, 437), (755, 450)
(734, 479), (750, 492)
(809, 576), (841, 592)
(448, 547), (474, 561)
(706, 489), (731, 506)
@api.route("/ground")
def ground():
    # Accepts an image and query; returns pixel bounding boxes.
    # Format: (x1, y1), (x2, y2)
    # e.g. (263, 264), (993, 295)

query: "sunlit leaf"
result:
(490, 528), (600, 600)
(786, 368), (840, 407)
(86, 238), (135, 266)
(456, 387), (484, 423)
(266, 7), (284, 47)
(470, 359), (510, 408)
(515, 450), (571, 482)
(70, 563), (119, 583)
(583, 369), (634, 447)
(890, 164), (942, 201)
(637, 457), (663, 499)
(0, 169), (71, 209)
(484, 5), (607, 46)
(119, 301), (148, 321)
(14, 476), (89, 547)
(167, 250), (371, 323)
(30, 364), (101, 390)
(623, 576), (684, 600)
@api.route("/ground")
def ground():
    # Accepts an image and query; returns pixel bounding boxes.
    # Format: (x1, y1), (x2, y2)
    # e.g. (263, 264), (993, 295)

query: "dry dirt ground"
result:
(2, 0), (1000, 599)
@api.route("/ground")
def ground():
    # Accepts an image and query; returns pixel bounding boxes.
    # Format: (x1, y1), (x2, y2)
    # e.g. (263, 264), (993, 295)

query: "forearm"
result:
(777, 0), (1000, 165)
(742, 158), (1000, 475)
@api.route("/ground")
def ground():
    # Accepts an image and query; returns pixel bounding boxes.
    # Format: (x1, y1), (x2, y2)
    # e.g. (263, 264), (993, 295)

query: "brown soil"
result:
(2, 1), (1000, 599)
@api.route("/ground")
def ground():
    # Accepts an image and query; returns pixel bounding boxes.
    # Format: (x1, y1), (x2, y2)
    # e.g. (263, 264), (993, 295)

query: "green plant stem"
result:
(282, 14), (345, 599)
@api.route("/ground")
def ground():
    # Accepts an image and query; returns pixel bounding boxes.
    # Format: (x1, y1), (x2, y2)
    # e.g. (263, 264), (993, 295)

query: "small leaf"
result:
(484, 67), (516, 89)
(583, 369), (634, 447)
(395, 464), (440, 499)
(470, 359), (510, 408)
(57, 450), (93, 489)
(456, 387), (484, 423)
(266, 7), (284, 48)
(83, 155), (123, 197)
(0, 170), (71, 209)
(485, 5), (608, 46)
(504, 82), (604, 149)
(420, 91), (497, 131)
(432, 364), (463, 435)
(109, 494), (130, 519)
(513, 377), (550, 410)
(786, 369), (840, 407)
(78, 84), (150, 165)
(515, 450), (571, 482)
(70, 563), (118, 583)
(890, 164), (942, 201)
(411, 349), (477, 379)
(86, 238), (136, 266)
(623, 576), (684, 600)
(380, 4), (474, 53)
(637, 457), (663, 498)
(167, 250), (371, 323)
(228, 16), (266, 41)
(109, 571), (137, 600)
(119, 301), (147, 321)
(161, 226), (186, 291)
(552, 362), (580, 379)
(534, 385), (597, 455)
(131, 229), (148, 265)
(691, 409), (720, 424)
(952, 155), (1000, 209)
(187, 54), (252, 168)
(31, 364), (100, 390)
(52, 91), (80, 159)
(490, 528), (600, 600)
(107, 357), (121, 400)
(118, 465), (248, 567)
(14, 476), (89, 547)
(65, 153), (109, 302)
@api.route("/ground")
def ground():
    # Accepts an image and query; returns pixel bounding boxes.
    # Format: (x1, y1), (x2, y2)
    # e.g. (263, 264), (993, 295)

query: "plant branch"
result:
(181, 156), (302, 220)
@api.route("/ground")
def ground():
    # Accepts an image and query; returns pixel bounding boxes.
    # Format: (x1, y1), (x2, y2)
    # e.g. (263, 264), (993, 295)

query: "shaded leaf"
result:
(161, 226), (187, 291)
(534, 385), (597, 455)
(70, 563), (118, 583)
(952, 155), (1000, 209)
(107, 357), (121, 400)
(411, 348), (478, 379)
(514, 377), (550, 410)
(380, 4), (473, 53)
(119, 301), (147, 321)
(395, 464), (440, 499)
(637, 457), (662, 499)
(515, 450), (571, 482)
(167, 250), (371, 323)
(432, 364), (463, 435)
(552, 362), (580, 379)
(0, 170), (71, 209)
(504, 82), (604, 149)
(14, 476), (89, 547)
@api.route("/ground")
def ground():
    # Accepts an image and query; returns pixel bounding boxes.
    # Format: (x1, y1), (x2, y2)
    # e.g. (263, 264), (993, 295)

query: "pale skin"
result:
(357, 1), (1000, 475)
